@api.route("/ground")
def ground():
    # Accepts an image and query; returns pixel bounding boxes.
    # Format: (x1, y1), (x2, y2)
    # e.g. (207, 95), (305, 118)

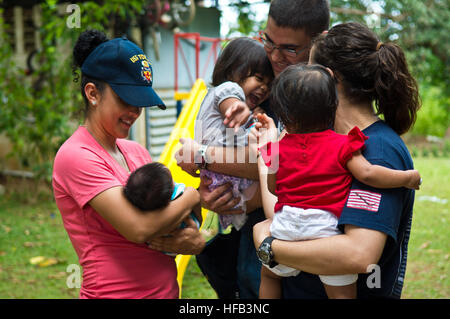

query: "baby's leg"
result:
(323, 283), (357, 299)
(259, 266), (282, 299)
(320, 274), (358, 299)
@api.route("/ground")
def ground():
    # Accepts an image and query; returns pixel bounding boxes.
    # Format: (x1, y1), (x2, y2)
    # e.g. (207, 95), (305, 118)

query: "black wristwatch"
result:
(257, 236), (278, 268)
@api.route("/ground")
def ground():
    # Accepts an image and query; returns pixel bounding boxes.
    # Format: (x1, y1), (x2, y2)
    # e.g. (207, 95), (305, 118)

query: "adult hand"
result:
(175, 138), (200, 177)
(199, 176), (243, 215)
(147, 217), (206, 255)
(253, 218), (272, 249)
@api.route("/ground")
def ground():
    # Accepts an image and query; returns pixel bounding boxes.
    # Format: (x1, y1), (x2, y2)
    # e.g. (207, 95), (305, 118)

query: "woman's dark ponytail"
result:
(312, 22), (421, 135)
(73, 30), (109, 118)
(374, 43), (420, 135)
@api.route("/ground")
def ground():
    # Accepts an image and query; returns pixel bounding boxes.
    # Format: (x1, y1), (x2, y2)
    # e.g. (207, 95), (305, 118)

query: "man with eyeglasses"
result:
(260, 0), (329, 76)
(175, 0), (330, 299)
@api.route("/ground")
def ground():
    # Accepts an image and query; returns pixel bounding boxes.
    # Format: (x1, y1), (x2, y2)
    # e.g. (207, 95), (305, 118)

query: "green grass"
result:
(0, 156), (448, 298)
(0, 198), (80, 298)
(0, 192), (216, 299)
(401, 156), (450, 298)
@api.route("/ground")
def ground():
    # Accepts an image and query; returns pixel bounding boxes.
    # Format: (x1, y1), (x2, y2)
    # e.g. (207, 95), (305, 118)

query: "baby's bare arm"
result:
(347, 151), (421, 190)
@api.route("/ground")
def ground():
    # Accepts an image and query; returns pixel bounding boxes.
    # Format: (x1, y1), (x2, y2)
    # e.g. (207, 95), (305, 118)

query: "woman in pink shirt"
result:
(52, 30), (203, 299)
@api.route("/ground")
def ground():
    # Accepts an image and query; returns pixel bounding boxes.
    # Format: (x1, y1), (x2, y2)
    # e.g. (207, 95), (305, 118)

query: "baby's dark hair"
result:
(212, 37), (273, 87)
(123, 162), (174, 212)
(73, 29), (109, 118)
(270, 64), (338, 134)
(312, 22), (420, 135)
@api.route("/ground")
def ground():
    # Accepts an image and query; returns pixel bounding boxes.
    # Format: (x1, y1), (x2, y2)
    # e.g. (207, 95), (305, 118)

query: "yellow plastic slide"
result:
(158, 79), (209, 297)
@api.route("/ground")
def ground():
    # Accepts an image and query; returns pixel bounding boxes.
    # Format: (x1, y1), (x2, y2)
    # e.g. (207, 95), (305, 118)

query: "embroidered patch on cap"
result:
(346, 189), (381, 212)
(140, 61), (152, 83)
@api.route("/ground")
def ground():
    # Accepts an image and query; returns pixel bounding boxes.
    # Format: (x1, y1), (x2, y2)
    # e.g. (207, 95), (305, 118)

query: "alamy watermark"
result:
(66, 264), (81, 289)
(66, 4), (81, 29)
(366, 264), (381, 289)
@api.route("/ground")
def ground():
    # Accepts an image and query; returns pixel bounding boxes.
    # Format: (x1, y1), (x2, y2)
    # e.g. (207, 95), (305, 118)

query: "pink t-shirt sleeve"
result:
(53, 145), (122, 209)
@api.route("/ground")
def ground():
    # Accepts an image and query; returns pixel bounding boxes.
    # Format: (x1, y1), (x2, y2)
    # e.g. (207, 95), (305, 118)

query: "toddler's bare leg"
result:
(259, 266), (282, 299)
(323, 282), (357, 299)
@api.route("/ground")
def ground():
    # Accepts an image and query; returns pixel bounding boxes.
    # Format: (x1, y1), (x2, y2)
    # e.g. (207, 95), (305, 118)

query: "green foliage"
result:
(228, 1), (266, 36)
(412, 85), (450, 138)
(0, 0), (144, 183)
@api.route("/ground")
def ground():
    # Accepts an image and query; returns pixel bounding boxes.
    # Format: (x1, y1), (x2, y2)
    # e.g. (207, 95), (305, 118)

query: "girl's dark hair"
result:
(269, 0), (329, 38)
(212, 37), (273, 87)
(73, 29), (109, 118)
(271, 64), (338, 134)
(123, 162), (174, 212)
(312, 22), (421, 135)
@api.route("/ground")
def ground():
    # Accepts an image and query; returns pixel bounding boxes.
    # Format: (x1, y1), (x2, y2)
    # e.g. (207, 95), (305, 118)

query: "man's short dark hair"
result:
(269, 0), (330, 38)
(123, 162), (174, 211)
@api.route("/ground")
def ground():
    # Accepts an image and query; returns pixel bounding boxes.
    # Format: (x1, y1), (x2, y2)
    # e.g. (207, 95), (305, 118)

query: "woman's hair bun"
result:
(73, 29), (109, 68)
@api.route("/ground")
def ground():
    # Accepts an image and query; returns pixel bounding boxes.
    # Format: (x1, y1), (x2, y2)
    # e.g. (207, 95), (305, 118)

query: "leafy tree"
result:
(0, 0), (144, 184)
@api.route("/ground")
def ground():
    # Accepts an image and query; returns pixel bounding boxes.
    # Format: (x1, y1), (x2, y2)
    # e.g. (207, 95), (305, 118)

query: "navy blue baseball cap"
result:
(81, 37), (166, 109)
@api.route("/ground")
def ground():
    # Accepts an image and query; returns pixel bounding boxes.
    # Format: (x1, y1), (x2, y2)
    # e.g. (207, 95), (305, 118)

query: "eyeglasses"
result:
(258, 31), (310, 58)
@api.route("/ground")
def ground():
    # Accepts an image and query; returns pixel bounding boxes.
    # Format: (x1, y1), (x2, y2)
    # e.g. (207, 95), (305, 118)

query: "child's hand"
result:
(406, 169), (422, 190)
(223, 100), (252, 132)
(252, 106), (265, 116)
(253, 113), (278, 146)
(249, 113), (278, 162)
(255, 113), (276, 130)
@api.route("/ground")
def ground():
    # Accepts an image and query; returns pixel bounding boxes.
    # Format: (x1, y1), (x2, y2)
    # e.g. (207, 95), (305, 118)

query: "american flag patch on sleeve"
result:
(346, 189), (382, 212)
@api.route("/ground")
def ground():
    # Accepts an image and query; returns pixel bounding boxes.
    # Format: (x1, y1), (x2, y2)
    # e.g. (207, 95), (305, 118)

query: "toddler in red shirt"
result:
(252, 64), (421, 299)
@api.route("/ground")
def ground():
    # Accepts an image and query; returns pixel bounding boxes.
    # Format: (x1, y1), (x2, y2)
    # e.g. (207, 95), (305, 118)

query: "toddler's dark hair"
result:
(212, 37), (273, 87)
(270, 64), (338, 134)
(73, 29), (109, 118)
(123, 162), (174, 212)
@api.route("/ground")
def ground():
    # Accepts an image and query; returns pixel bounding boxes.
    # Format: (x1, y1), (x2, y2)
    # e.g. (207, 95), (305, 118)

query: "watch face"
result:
(258, 243), (271, 264)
